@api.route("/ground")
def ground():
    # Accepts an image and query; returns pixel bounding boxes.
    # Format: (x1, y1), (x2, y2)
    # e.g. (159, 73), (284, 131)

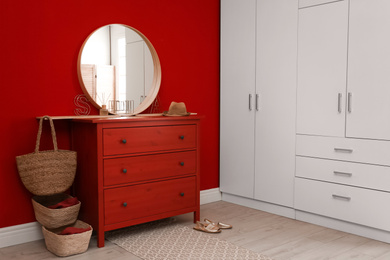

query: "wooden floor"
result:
(2, 201), (390, 259)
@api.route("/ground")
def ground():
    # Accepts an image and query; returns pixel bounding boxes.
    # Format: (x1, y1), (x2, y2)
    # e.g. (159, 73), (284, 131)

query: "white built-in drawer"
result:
(296, 135), (390, 166)
(296, 156), (390, 192)
(299, 0), (344, 8)
(295, 177), (390, 231)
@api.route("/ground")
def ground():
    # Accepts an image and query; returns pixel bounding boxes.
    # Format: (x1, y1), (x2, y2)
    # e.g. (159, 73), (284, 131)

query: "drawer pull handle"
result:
(332, 194), (351, 201)
(180, 135), (185, 140)
(180, 192), (185, 197)
(334, 148), (353, 153)
(180, 162), (185, 166)
(333, 171), (352, 177)
(122, 139), (127, 144)
(122, 169), (127, 174)
(123, 202), (128, 207)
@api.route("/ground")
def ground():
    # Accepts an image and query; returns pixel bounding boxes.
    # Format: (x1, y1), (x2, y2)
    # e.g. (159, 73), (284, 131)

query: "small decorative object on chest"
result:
(99, 105), (109, 116)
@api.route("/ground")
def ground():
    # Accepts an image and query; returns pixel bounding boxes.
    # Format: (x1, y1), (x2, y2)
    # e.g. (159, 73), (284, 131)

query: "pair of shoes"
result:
(193, 221), (221, 233)
(204, 218), (233, 229)
(193, 219), (233, 233)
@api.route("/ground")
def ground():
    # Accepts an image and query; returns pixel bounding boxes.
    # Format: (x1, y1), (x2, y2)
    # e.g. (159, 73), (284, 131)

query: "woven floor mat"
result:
(106, 218), (273, 260)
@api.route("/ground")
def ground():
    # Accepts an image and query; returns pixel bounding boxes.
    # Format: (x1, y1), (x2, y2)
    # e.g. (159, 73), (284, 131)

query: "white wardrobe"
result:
(295, 0), (390, 241)
(221, 0), (390, 243)
(220, 0), (298, 215)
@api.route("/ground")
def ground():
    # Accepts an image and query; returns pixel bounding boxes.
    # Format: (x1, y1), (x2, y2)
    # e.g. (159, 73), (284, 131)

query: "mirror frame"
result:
(77, 24), (162, 115)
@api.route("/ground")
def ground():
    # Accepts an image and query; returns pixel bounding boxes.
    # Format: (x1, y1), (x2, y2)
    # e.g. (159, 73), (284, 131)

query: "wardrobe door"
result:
(220, 0), (256, 198)
(346, 0), (390, 141)
(254, 0), (298, 207)
(296, 1), (349, 137)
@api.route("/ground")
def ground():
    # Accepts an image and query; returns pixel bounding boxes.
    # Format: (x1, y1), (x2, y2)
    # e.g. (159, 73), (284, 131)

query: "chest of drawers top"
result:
(72, 115), (201, 126)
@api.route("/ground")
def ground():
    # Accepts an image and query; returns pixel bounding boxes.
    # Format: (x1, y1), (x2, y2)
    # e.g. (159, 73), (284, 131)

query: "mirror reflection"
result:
(78, 24), (160, 115)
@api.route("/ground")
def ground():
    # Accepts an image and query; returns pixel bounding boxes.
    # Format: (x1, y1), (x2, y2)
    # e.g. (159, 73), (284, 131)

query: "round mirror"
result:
(77, 24), (161, 115)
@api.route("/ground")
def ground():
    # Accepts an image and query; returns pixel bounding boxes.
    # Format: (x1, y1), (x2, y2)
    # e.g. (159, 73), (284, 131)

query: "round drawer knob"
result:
(180, 162), (184, 166)
(180, 135), (184, 140)
(122, 169), (127, 173)
(122, 139), (127, 144)
(180, 192), (185, 197)
(123, 202), (128, 207)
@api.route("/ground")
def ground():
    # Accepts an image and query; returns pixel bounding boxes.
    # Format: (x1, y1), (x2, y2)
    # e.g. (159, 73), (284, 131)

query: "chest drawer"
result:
(295, 177), (390, 231)
(103, 125), (196, 156)
(104, 176), (197, 225)
(103, 151), (196, 186)
(296, 134), (390, 166)
(296, 156), (390, 192)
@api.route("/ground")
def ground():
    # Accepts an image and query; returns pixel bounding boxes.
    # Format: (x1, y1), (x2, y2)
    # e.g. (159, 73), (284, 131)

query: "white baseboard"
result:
(0, 188), (222, 249)
(296, 210), (390, 244)
(0, 222), (43, 249)
(200, 188), (222, 205)
(222, 192), (295, 219)
(220, 192), (390, 244)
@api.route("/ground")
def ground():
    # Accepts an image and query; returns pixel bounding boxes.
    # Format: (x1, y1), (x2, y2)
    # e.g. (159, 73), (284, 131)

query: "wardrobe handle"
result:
(256, 94), (259, 111)
(332, 194), (351, 201)
(333, 171), (352, 177)
(337, 93), (342, 113)
(348, 92), (352, 113)
(249, 94), (253, 111)
(334, 148), (353, 153)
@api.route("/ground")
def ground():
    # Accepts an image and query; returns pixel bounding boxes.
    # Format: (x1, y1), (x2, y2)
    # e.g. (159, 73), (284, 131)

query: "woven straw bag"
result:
(16, 116), (77, 196)
(32, 193), (81, 229)
(42, 220), (92, 257)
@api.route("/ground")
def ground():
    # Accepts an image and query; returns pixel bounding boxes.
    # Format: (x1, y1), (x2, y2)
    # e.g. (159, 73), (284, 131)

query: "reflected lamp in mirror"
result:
(77, 24), (161, 115)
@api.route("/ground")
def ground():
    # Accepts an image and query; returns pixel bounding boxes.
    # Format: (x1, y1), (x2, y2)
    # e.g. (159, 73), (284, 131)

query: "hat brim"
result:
(162, 111), (191, 116)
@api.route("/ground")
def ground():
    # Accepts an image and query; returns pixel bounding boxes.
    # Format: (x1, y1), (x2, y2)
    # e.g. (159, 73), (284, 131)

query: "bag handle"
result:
(35, 115), (58, 153)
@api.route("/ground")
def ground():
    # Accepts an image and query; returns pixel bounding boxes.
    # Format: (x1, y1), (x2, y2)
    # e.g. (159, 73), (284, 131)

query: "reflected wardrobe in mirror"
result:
(77, 24), (161, 115)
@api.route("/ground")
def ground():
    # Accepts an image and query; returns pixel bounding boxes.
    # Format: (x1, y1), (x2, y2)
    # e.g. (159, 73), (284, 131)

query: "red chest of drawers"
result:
(71, 116), (201, 247)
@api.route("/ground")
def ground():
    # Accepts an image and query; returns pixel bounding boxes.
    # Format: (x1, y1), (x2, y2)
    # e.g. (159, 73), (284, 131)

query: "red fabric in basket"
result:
(60, 227), (91, 235)
(48, 197), (79, 209)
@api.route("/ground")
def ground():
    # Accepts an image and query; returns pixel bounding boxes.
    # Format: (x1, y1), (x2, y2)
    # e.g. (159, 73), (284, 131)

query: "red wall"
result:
(0, 0), (220, 228)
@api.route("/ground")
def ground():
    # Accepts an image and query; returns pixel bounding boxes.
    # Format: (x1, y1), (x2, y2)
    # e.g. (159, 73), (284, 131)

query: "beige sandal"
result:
(204, 218), (233, 229)
(193, 221), (221, 233)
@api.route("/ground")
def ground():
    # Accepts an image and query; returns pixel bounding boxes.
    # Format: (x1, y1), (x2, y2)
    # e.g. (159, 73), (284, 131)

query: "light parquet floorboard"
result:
(2, 201), (390, 259)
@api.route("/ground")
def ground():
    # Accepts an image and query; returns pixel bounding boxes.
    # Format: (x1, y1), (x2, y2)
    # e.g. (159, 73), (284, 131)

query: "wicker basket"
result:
(32, 193), (81, 229)
(16, 116), (77, 196)
(42, 220), (92, 257)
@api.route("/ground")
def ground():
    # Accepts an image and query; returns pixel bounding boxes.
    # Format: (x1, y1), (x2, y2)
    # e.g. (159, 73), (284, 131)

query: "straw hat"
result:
(163, 102), (191, 116)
